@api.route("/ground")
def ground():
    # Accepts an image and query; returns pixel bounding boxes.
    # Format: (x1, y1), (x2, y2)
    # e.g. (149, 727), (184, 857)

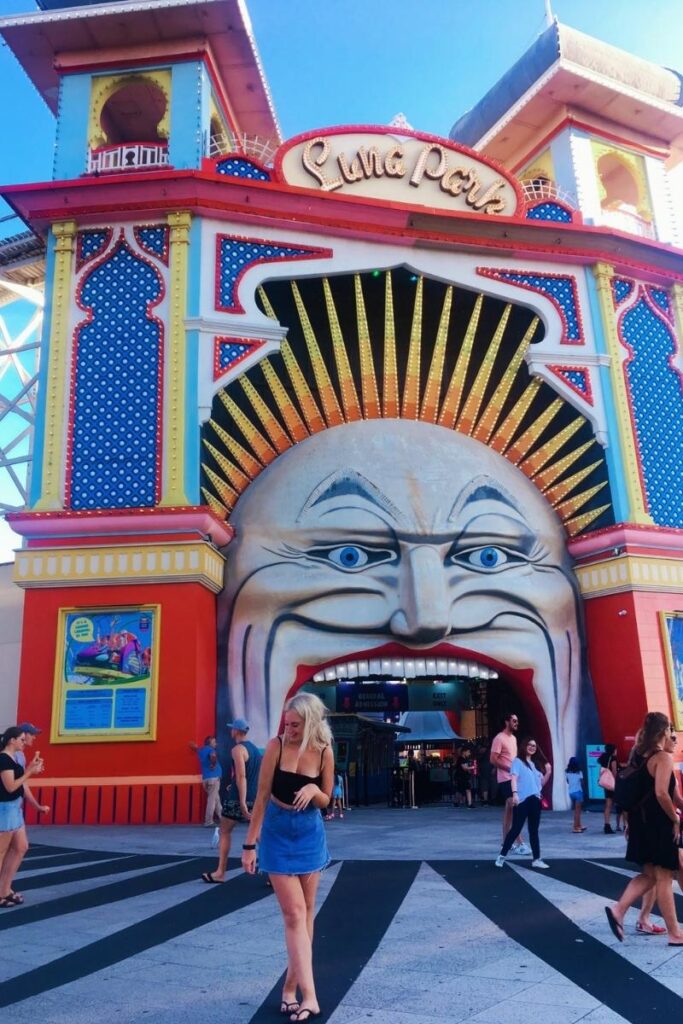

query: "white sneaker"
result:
(532, 858), (549, 869)
(494, 855), (506, 867)
(513, 843), (532, 856)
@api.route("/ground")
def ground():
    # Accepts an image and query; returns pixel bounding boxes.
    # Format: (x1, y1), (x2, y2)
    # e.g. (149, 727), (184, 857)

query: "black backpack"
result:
(614, 754), (652, 812)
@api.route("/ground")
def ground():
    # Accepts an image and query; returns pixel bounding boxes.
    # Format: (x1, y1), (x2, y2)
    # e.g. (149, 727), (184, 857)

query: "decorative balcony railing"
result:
(519, 179), (578, 209)
(208, 132), (277, 166)
(87, 141), (169, 174)
(598, 206), (656, 239)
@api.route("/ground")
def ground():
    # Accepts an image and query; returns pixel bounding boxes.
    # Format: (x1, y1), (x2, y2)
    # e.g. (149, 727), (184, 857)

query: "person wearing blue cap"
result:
(201, 718), (262, 883)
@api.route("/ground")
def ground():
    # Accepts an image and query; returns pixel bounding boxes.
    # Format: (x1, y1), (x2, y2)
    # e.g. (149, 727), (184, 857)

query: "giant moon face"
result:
(220, 419), (583, 807)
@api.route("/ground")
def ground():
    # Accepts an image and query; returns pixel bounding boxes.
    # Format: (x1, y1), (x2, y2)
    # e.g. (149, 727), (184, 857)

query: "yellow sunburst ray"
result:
(239, 376), (290, 453)
(280, 340), (326, 434)
(518, 416), (584, 477)
(202, 464), (239, 507)
(565, 503), (611, 537)
(218, 392), (277, 466)
(382, 271), (399, 418)
(438, 294), (483, 428)
(457, 304), (511, 436)
(291, 281), (344, 428)
(489, 379), (541, 454)
(543, 460), (603, 506)
(209, 418), (262, 478)
(260, 357), (309, 443)
(421, 286), (453, 423)
(401, 276), (424, 420)
(533, 440), (595, 490)
(506, 397), (563, 465)
(257, 285), (278, 321)
(323, 278), (362, 422)
(555, 481), (608, 520)
(472, 317), (539, 445)
(355, 274), (381, 419)
(202, 439), (250, 491)
(201, 487), (230, 518)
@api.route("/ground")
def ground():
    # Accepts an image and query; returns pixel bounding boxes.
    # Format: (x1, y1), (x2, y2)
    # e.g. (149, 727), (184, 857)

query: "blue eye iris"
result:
(466, 546), (508, 569)
(328, 546), (368, 569)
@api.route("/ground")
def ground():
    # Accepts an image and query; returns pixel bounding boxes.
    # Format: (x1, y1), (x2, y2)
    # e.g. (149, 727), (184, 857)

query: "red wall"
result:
(583, 589), (680, 759)
(17, 581), (217, 782)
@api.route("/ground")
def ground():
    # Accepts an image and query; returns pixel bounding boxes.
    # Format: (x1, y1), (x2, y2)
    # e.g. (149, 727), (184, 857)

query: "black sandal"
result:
(280, 1001), (300, 1015)
(290, 1010), (321, 1022)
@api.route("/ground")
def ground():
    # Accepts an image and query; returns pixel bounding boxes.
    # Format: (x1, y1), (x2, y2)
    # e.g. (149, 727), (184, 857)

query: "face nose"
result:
(389, 545), (452, 643)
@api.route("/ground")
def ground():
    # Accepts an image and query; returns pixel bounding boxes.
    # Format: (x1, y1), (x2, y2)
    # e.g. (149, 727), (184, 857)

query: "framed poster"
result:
(51, 605), (160, 743)
(661, 612), (683, 731)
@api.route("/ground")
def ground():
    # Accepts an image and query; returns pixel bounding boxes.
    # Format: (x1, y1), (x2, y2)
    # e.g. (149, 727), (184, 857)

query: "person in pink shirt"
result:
(490, 713), (530, 856)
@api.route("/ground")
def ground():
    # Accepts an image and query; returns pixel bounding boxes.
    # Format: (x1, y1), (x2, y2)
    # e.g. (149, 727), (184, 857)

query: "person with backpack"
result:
(605, 712), (683, 944)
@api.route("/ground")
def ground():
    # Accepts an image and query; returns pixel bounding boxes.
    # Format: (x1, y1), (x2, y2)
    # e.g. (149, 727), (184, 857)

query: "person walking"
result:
(201, 719), (261, 884)
(490, 713), (530, 855)
(605, 713), (683, 944)
(495, 737), (552, 869)
(566, 757), (586, 832)
(0, 726), (45, 906)
(455, 747), (475, 808)
(242, 692), (333, 1022)
(325, 767), (344, 820)
(598, 743), (618, 833)
(189, 735), (223, 827)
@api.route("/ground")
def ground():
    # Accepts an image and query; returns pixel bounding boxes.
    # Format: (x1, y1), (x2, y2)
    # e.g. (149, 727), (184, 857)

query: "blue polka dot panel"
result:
(70, 241), (163, 510)
(612, 278), (634, 306)
(134, 225), (170, 264)
(525, 202), (573, 223)
(548, 365), (594, 405)
(76, 230), (112, 271)
(213, 337), (265, 380)
(215, 235), (332, 313)
(477, 268), (583, 343)
(620, 294), (683, 527)
(215, 157), (271, 181)
(647, 286), (671, 317)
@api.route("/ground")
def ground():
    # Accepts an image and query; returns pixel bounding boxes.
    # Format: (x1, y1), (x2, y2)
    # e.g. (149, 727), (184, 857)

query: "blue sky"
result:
(0, 0), (681, 559)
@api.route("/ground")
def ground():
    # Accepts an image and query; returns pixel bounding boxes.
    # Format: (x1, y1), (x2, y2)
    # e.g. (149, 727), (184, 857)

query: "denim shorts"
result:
(0, 800), (24, 832)
(258, 800), (330, 876)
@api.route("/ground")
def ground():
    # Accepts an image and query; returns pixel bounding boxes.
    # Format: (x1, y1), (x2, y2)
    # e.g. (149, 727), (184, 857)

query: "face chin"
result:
(221, 420), (584, 810)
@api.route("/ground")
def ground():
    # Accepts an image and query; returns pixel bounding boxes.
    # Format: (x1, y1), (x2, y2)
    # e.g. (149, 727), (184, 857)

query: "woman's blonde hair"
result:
(284, 692), (332, 753)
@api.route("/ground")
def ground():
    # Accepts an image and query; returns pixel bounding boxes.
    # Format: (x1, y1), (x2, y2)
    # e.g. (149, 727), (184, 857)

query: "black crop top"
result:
(271, 737), (326, 806)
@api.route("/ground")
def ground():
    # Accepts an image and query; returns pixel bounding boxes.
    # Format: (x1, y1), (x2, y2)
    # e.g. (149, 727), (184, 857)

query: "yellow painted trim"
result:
(31, 775), (202, 786)
(159, 211), (192, 506)
(520, 148), (555, 183)
(50, 604), (161, 744)
(88, 70), (172, 150)
(13, 541), (225, 592)
(592, 262), (652, 525)
(660, 612), (683, 731)
(575, 554), (683, 597)
(32, 221), (77, 512)
(591, 140), (652, 220)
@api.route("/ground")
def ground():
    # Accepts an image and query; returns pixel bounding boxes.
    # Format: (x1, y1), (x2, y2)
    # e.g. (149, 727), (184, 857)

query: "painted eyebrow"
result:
(461, 484), (524, 515)
(300, 471), (403, 522)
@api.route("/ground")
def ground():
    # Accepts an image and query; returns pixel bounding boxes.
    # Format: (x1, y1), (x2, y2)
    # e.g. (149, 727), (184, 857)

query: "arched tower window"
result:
(88, 70), (171, 174)
(592, 143), (654, 238)
(100, 79), (167, 145)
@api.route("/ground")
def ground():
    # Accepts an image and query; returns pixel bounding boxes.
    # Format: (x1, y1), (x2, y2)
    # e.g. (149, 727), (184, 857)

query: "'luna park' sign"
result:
(276, 127), (521, 216)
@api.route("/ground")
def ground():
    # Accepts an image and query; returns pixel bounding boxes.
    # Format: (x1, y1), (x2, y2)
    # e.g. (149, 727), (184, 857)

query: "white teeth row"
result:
(311, 658), (499, 683)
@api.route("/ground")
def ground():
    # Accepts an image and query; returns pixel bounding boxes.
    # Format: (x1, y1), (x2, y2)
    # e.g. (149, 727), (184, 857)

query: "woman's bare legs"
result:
(653, 865), (683, 942)
(637, 886), (658, 929)
(604, 796), (614, 830)
(271, 873), (321, 1016)
(609, 865), (655, 928)
(0, 828), (24, 897)
(573, 800), (583, 830)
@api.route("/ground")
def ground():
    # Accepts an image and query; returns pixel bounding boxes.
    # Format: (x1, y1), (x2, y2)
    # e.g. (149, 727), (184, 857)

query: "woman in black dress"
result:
(605, 712), (683, 944)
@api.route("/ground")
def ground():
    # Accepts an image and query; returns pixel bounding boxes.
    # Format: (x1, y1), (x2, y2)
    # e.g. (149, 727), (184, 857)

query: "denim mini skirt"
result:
(0, 800), (24, 832)
(258, 800), (330, 876)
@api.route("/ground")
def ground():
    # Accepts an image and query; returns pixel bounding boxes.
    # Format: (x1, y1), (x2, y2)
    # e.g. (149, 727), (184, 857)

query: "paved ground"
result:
(1, 803), (683, 1022)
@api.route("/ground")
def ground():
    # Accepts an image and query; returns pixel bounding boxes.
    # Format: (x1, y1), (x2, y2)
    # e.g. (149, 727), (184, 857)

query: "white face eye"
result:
(452, 545), (522, 571)
(306, 544), (395, 573)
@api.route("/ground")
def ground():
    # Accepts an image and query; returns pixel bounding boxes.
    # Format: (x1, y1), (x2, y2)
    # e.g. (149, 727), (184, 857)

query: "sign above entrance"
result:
(276, 126), (522, 217)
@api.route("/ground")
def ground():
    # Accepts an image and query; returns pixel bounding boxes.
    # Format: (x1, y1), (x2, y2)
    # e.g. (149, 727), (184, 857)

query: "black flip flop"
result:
(200, 872), (223, 884)
(605, 906), (624, 942)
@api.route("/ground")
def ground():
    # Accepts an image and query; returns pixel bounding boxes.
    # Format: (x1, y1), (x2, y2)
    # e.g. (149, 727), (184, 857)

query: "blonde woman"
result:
(242, 693), (333, 1022)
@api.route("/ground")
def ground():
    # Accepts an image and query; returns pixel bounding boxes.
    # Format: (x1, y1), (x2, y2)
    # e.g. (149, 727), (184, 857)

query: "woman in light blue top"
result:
(495, 737), (552, 869)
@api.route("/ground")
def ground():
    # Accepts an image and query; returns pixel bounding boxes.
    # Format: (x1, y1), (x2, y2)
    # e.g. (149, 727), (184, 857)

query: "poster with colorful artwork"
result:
(661, 612), (683, 732)
(51, 605), (160, 743)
